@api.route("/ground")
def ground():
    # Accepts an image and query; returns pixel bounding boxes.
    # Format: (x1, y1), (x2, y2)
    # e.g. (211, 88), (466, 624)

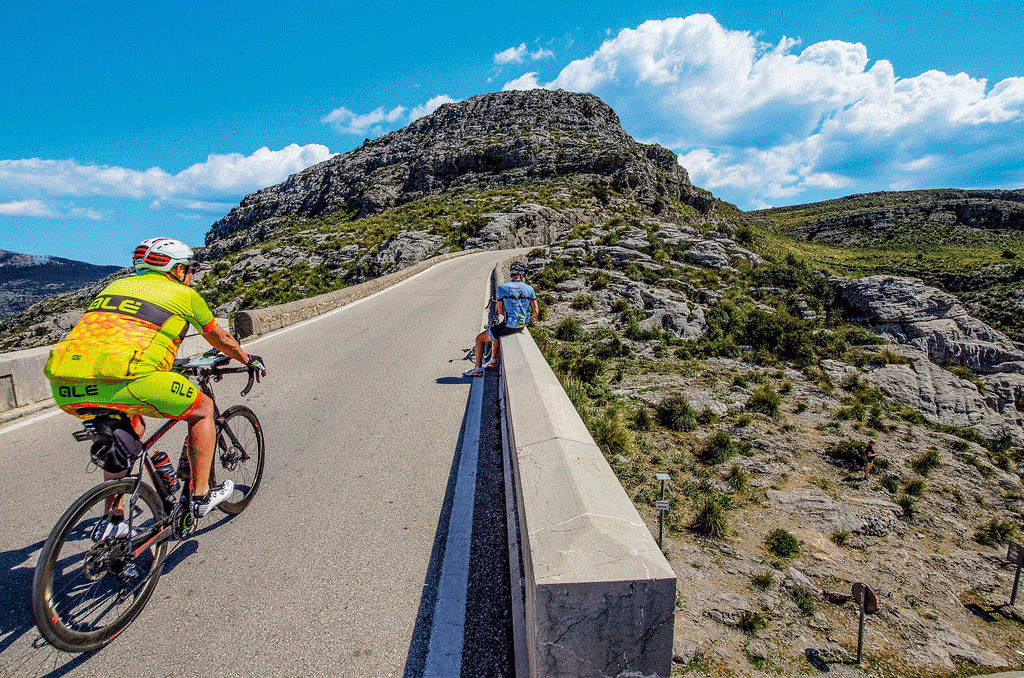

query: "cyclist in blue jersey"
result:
(464, 262), (538, 377)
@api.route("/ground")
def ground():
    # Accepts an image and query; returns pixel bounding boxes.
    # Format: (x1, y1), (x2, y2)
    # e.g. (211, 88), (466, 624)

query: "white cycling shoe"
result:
(192, 480), (235, 517)
(92, 517), (136, 541)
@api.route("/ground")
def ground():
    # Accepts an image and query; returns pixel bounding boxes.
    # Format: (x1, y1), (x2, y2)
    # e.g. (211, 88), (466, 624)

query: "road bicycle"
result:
(30, 350), (265, 652)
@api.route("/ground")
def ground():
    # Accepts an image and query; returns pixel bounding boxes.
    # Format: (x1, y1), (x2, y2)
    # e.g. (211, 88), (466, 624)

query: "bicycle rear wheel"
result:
(210, 405), (265, 515)
(31, 479), (167, 652)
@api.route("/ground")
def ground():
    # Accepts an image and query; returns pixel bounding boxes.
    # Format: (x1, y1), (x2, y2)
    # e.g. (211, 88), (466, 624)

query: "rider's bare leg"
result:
(184, 394), (216, 497)
(473, 330), (491, 368)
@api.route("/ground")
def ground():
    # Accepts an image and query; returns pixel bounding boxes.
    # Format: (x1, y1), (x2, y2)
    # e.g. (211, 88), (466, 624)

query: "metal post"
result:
(852, 582), (876, 665)
(857, 603), (865, 664)
(1012, 559), (1023, 607)
(659, 478), (665, 547)
(1008, 542), (1024, 607)
(655, 473), (670, 550)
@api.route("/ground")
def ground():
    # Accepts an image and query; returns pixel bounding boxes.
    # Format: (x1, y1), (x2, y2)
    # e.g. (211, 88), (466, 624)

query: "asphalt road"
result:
(0, 248), (523, 678)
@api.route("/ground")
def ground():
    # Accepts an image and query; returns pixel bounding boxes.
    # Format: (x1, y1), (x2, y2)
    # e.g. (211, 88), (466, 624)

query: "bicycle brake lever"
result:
(240, 369), (256, 397)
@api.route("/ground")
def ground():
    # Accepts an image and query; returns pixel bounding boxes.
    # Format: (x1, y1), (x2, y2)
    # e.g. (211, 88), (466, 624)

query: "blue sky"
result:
(2, 0), (1022, 265)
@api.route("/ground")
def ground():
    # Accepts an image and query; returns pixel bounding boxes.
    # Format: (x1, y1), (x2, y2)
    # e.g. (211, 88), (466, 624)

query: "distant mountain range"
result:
(0, 249), (122, 316)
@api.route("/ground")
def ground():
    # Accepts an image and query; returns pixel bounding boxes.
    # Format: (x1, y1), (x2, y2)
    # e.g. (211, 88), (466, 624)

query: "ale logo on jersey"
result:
(58, 384), (99, 398)
(88, 296), (143, 315)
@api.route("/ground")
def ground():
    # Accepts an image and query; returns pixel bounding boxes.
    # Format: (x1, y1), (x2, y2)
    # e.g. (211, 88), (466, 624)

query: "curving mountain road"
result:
(0, 248), (524, 678)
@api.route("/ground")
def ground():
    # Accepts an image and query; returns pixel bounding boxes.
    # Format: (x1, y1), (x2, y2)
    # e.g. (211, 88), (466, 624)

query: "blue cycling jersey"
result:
(497, 281), (536, 328)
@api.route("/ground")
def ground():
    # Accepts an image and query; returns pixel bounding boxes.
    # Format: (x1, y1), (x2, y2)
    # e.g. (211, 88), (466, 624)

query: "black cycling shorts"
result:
(488, 324), (526, 340)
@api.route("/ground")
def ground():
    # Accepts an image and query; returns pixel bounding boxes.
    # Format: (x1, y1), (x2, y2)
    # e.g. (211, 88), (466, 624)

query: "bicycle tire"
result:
(31, 479), (167, 652)
(209, 405), (264, 515)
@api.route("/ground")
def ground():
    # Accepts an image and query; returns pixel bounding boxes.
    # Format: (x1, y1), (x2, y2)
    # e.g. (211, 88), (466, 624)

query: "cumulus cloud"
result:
(322, 94), (462, 137)
(321, 105), (408, 136)
(0, 199), (106, 220)
(409, 94), (459, 121)
(173, 144), (335, 194)
(494, 43), (554, 65)
(509, 14), (1024, 207)
(501, 72), (543, 91)
(0, 144), (336, 216)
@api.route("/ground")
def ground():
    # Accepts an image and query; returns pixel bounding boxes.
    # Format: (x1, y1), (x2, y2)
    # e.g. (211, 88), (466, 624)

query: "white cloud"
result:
(322, 94), (462, 137)
(321, 105), (408, 136)
(173, 144), (335, 194)
(502, 72), (543, 91)
(0, 199), (57, 217)
(495, 44), (528, 65)
(494, 43), (554, 65)
(0, 199), (106, 220)
(409, 94), (458, 121)
(0, 144), (337, 216)
(513, 14), (1024, 207)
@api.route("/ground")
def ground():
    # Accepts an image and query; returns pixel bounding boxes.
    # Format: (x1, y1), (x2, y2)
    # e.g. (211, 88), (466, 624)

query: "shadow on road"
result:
(0, 538), (99, 678)
(0, 510), (232, 678)
(436, 377), (472, 385)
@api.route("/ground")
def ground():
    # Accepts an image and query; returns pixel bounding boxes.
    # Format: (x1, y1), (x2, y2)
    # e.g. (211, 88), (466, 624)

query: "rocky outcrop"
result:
(839, 277), (1024, 441)
(840, 276), (1024, 373)
(371, 231), (449, 276)
(466, 203), (584, 250)
(782, 189), (1024, 244)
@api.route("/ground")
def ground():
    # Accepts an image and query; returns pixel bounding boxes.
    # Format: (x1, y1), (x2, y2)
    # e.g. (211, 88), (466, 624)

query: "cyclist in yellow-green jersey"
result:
(46, 237), (267, 518)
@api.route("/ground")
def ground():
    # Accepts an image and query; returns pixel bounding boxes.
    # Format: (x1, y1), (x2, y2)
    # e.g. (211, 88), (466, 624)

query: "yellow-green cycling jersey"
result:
(45, 271), (218, 383)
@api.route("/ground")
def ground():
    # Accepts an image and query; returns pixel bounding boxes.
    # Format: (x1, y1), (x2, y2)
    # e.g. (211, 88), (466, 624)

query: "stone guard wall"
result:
(233, 250), (472, 339)
(497, 261), (677, 678)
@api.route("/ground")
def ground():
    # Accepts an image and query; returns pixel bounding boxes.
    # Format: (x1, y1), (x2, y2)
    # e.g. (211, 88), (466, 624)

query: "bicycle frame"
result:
(107, 362), (253, 554)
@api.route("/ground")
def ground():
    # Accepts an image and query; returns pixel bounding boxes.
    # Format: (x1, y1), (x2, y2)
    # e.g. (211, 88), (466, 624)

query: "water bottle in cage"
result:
(151, 451), (180, 494)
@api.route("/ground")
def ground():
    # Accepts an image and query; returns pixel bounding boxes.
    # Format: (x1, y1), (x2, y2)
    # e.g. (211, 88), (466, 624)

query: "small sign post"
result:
(655, 473), (671, 549)
(1008, 542), (1024, 606)
(852, 582), (878, 665)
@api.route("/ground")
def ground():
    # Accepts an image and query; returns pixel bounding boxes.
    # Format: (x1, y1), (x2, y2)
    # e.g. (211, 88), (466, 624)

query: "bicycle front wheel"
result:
(31, 479), (167, 652)
(210, 405), (265, 515)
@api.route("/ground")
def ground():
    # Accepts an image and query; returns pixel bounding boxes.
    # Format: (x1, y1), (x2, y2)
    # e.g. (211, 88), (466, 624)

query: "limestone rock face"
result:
(787, 189), (1024, 245)
(467, 203), (582, 250)
(840, 277), (1024, 441)
(372, 231), (448, 276)
(840, 276), (1024, 373)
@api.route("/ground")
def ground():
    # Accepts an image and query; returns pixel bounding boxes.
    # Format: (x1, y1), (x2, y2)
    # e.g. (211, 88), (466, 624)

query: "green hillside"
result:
(752, 189), (1024, 343)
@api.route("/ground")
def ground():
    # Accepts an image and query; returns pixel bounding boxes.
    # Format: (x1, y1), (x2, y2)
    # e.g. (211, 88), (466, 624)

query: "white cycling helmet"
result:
(133, 237), (195, 273)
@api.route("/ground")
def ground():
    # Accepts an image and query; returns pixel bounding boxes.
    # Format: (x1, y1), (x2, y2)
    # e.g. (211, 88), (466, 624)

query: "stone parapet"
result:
(0, 346), (51, 412)
(233, 250), (474, 339)
(497, 258), (676, 677)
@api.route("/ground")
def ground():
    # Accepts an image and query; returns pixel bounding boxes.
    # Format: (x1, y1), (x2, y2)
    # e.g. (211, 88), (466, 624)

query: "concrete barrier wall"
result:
(0, 318), (226, 416)
(234, 250), (473, 339)
(0, 346), (52, 412)
(497, 264), (677, 677)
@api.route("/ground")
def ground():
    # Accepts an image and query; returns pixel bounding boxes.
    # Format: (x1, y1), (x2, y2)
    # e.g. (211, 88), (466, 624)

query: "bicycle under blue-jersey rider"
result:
(464, 262), (538, 377)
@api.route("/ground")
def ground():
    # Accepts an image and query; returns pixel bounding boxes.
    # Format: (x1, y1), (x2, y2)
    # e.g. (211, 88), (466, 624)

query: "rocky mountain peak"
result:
(204, 90), (703, 256)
